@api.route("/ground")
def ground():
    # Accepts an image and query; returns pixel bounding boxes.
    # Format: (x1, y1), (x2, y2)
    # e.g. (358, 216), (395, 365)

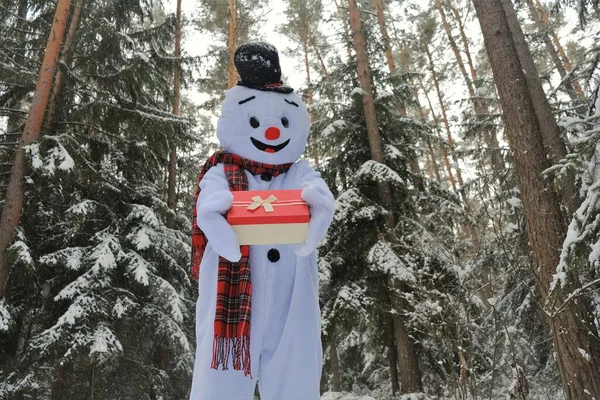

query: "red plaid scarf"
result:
(192, 150), (292, 376)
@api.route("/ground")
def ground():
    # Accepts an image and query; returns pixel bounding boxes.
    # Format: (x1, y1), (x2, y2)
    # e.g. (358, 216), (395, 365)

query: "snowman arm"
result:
(196, 166), (242, 262)
(293, 161), (335, 257)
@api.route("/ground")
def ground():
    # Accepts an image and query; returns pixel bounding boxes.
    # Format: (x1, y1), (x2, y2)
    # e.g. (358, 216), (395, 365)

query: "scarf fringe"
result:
(211, 335), (252, 378)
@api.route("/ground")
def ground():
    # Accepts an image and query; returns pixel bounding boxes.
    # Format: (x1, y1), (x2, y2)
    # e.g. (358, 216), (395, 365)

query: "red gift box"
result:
(227, 190), (309, 245)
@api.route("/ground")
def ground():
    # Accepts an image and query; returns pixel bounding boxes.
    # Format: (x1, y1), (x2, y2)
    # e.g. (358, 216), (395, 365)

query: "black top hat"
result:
(234, 42), (294, 94)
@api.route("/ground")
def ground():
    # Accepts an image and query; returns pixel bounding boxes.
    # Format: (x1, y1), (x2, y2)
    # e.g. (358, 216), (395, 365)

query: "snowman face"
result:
(217, 85), (311, 165)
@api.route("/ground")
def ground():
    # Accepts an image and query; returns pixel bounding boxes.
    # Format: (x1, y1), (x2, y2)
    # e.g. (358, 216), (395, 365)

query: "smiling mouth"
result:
(251, 137), (290, 153)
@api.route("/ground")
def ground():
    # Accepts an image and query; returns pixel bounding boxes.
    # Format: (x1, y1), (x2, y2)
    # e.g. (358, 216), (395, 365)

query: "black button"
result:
(267, 248), (280, 262)
(261, 172), (272, 182)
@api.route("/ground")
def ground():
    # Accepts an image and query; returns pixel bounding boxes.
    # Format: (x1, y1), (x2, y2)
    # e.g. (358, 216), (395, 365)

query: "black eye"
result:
(250, 116), (260, 128)
(281, 117), (289, 128)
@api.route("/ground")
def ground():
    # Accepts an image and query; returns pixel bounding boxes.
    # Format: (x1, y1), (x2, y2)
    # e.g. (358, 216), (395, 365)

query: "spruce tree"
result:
(314, 8), (469, 396)
(0, 1), (201, 398)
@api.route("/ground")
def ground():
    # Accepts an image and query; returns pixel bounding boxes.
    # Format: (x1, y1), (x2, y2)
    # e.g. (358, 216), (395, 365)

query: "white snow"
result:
(367, 240), (417, 283)
(24, 141), (74, 174)
(375, 90), (394, 101)
(321, 393), (376, 400)
(578, 348), (591, 362)
(127, 204), (161, 229)
(128, 227), (152, 250)
(0, 299), (11, 332)
(322, 120), (346, 138)
(350, 87), (367, 96)
(8, 240), (33, 265)
(89, 325), (123, 362)
(507, 197), (522, 208)
(25, 143), (43, 169)
(384, 144), (403, 160)
(40, 247), (86, 271)
(355, 160), (404, 185)
(127, 251), (152, 286)
(67, 200), (98, 217)
(112, 297), (137, 319)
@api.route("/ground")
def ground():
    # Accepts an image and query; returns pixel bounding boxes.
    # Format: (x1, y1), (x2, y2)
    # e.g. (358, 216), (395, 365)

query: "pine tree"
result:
(0, 1), (202, 398)
(473, 0), (600, 397)
(314, 2), (469, 396)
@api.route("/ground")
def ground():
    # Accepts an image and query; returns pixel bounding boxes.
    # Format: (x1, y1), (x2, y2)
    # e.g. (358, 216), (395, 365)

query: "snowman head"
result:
(217, 42), (310, 165)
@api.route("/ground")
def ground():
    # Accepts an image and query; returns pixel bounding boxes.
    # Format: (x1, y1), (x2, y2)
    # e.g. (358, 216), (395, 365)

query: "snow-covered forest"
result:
(0, 0), (599, 399)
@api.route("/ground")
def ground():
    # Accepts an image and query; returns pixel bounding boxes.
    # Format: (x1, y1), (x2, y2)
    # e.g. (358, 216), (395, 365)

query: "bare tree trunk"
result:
(334, 0), (354, 58)
(426, 139), (442, 183)
(166, 0), (182, 229)
(392, 311), (423, 393)
(310, 34), (330, 82)
(437, 0), (503, 176)
(534, 0), (585, 97)
(419, 78), (457, 192)
(373, 0), (395, 73)
(449, 3), (478, 84)
(329, 337), (342, 392)
(473, 1), (600, 398)
(301, 25), (319, 166)
(228, 0), (237, 89)
(373, 0), (421, 174)
(435, 0), (473, 94)
(416, 95), (442, 183)
(385, 313), (400, 395)
(524, 0), (584, 101)
(0, 0), (72, 299)
(500, 0), (578, 218)
(424, 44), (464, 189)
(44, 0), (85, 136)
(347, 0), (423, 392)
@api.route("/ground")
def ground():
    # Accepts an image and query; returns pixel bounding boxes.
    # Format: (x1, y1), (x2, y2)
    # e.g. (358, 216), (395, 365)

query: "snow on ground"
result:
(321, 393), (433, 400)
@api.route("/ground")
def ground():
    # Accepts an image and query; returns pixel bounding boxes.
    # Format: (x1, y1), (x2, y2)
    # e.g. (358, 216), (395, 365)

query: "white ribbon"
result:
(247, 194), (278, 213)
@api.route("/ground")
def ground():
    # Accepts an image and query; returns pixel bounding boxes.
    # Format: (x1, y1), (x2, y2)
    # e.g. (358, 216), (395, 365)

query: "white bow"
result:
(247, 194), (278, 213)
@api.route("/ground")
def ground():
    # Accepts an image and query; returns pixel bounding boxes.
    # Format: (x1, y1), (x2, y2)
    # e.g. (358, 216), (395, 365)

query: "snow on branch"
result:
(367, 240), (417, 283)
(355, 160), (404, 186)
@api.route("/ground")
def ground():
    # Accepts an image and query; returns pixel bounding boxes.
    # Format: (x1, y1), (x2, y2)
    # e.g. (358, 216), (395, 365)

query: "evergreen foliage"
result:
(0, 1), (202, 398)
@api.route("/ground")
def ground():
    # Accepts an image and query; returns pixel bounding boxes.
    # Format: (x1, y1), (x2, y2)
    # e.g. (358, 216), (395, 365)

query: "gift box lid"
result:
(227, 190), (309, 225)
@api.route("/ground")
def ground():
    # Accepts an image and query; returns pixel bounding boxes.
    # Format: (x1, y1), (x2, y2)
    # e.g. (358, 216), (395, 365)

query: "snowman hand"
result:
(293, 181), (335, 257)
(196, 190), (242, 262)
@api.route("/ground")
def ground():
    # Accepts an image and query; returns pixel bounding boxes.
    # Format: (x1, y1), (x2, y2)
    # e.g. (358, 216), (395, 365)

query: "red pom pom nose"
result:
(265, 127), (280, 141)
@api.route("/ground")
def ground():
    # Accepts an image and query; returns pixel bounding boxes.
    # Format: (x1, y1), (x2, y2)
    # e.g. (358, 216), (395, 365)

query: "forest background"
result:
(0, 0), (599, 399)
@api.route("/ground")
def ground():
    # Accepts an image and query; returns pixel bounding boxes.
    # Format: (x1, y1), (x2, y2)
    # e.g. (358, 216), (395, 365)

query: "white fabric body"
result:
(190, 161), (333, 400)
(190, 81), (334, 399)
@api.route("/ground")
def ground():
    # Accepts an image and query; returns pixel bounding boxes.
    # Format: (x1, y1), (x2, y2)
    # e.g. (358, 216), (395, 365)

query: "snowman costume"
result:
(190, 43), (334, 400)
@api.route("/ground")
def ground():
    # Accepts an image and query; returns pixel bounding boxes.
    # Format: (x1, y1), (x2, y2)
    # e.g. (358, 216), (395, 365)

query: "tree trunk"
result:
(392, 312), (423, 393)
(44, 0), (85, 136)
(166, 0), (182, 229)
(301, 25), (319, 166)
(500, 0), (578, 218)
(419, 77), (457, 192)
(416, 95), (442, 183)
(473, 1), (600, 398)
(437, 0), (503, 176)
(385, 313), (400, 395)
(228, 0), (237, 89)
(329, 337), (342, 392)
(524, 0), (584, 102)
(424, 44), (464, 189)
(373, 0), (395, 74)
(435, 0), (473, 95)
(334, 0), (354, 58)
(373, 0), (420, 173)
(0, 0), (72, 299)
(449, 3), (478, 84)
(347, 0), (423, 393)
(533, 0), (585, 98)
(310, 34), (330, 82)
